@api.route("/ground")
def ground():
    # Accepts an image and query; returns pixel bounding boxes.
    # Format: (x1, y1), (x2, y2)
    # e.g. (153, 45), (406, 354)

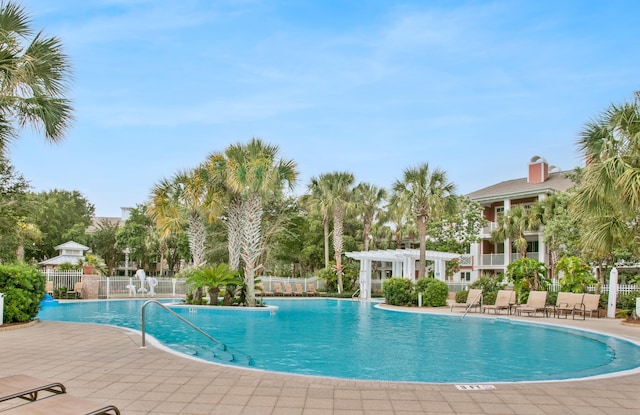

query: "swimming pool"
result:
(37, 298), (640, 383)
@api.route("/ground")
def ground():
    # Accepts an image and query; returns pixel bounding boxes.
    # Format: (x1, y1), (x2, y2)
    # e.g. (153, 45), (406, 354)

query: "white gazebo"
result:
(345, 249), (461, 300)
(37, 241), (90, 272)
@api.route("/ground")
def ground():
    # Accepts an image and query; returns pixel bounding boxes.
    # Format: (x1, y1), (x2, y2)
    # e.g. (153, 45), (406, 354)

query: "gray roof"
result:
(53, 241), (89, 251)
(466, 171), (575, 204)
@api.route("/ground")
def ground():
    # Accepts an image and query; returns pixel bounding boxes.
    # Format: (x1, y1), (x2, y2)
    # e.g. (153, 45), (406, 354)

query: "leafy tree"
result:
(0, 155), (31, 261)
(506, 257), (548, 302)
(391, 163), (456, 278)
(88, 219), (120, 275)
(530, 191), (582, 278)
(24, 190), (94, 260)
(116, 205), (159, 273)
(556, 256), (598, 293)
(426, 196), (487, 254)
(0, 1), (73, 156)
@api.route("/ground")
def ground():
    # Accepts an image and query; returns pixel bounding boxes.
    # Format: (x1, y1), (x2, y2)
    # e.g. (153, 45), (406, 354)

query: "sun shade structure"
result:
(345, 249), (461, 300)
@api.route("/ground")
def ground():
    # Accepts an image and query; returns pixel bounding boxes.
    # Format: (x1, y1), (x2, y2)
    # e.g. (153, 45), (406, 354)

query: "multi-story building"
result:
(460, 156), (574, 281)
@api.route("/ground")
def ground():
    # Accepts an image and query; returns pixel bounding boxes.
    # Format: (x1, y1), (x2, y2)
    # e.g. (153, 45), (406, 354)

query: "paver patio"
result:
(1, 305), (639, 414)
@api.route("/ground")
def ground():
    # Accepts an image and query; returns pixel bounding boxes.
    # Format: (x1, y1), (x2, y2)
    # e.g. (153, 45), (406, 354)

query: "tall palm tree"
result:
(316, 171), (355, 293)
(491, 205), (540, 259)
(220, 138), (297, 306)
(391, 163), (455, 278)
(573, 91), (640, 265)
(0, 1), (73, 155)
(148, 166), (222, 269)
(303, 176), (332, 268)
(354, 182), (387, 251)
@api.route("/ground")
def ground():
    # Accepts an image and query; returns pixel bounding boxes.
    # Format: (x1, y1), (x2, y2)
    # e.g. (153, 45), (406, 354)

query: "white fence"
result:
(43, 272), (325, 299)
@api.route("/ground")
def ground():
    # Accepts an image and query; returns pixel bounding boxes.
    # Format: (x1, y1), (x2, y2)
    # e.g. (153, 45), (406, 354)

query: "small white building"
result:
(37, 241), (89, 272)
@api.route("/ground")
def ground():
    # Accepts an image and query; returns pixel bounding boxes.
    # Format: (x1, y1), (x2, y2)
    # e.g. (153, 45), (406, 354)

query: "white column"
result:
(359, 259), (371, 300)
(503, 199), (511, 266)
(607, 267), (618, 318)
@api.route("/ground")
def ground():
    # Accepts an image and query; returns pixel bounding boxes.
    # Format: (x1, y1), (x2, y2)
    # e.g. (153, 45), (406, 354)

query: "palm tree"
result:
(316, 171), (355, 293)
(148, 166), (222, 269)
(303, 176), (332, 268)
(573, 91), (640, 268)
(220, 138), (297, 306)
(0, 1), (73, 155)
(353, 182), (387, 251)
(187, 263), (241, 305)
(491, 205), (540, 259)
(391, 163), (455, 278)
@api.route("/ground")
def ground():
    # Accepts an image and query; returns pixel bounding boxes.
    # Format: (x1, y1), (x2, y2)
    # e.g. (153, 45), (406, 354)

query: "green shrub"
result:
(546, 290), (558, 306)
(455, 290), (468, 304)
(423, 279), (448, 306)
(469, 274), (505, 305)
(0, 264), (45, 324)
(616, 291), (640, 310)
(382, 277), (414, 306)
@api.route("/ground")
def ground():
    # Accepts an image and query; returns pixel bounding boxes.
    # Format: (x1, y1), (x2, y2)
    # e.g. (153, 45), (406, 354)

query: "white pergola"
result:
(345, 249), (461, 300)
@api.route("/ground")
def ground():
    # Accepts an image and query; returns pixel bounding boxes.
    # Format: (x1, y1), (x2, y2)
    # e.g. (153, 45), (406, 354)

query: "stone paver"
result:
(0, 306), (639, 414)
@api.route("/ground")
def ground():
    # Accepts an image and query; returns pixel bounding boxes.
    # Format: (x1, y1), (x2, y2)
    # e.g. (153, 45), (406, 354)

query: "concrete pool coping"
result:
(1, 303), (639, 414)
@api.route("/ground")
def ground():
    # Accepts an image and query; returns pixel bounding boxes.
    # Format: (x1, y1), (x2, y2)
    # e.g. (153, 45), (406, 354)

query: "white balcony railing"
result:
(480, 254), (504, 266)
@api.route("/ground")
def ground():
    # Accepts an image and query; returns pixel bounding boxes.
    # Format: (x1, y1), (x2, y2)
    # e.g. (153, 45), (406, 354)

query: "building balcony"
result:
(478, 252), (540, 267)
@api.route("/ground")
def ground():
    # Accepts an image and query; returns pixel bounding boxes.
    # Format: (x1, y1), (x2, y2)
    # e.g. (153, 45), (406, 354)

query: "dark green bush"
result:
(0, 264), (45, 324)
(616, 291), (640, 310)
(455, 290), (468, 304)
(382, 277), (415, 306)
(470, 275), (505, 305)
(423, 279), (448, 306)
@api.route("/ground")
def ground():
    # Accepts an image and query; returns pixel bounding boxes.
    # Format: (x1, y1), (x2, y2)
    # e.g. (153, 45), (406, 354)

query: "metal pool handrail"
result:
(141, 300), (225, 349)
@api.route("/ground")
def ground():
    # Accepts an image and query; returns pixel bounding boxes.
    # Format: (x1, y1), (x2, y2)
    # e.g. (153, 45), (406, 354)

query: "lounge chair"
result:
(273, 282), (284, 296)
(256, 283), (273, 297)
(550, 292), (584, 319)
(0, 375), (66, 403)
(283, 283), (294, 296)
(482, 290), (516, 314)
(294, 283), (305, 296)
(67, 281), (83, 299)
(1, 393), (121, 415)
(450, 289), (483, 313)
(516, 291), (548, 317)
(572, 293), (601, 319)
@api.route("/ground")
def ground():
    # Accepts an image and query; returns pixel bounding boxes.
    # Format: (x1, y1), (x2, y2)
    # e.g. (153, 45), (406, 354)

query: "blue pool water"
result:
(37, 298), (640, 383)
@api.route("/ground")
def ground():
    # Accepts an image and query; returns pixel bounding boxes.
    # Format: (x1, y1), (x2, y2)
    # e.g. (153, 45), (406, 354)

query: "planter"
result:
(83, 265), (95, 275)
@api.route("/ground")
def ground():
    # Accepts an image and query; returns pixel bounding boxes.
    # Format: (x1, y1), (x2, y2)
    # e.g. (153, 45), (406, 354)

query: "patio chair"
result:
(482, 290), (516, 314)
(256, 283), (273, 297)
(572, 293), (602, 319)
(66, 281), (83, 299)
(450, 289), (483, 313)
(283, 283), (294, 296)
(0, 375), (66, 403)
(273, 282), (284, 296)
(516, 291), (548, 317)
(1, 393), (121, 415)
(306, 284), (317, 296)
(550, 292), (584, 319)
(294, 283), (305, 296)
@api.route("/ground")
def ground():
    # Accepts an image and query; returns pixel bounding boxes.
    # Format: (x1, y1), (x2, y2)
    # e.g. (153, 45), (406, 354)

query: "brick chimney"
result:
(528, 156), (549, 184)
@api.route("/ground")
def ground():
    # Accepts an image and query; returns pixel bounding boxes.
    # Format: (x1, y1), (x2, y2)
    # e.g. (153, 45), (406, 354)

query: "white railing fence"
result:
(43, 272), (326, 299)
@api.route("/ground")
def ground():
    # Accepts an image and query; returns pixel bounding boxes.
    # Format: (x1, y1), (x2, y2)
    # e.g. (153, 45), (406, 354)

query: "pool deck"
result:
(1, 303), (639, 415)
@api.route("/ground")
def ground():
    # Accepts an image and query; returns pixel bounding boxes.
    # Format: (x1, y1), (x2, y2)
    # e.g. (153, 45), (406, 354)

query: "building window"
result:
(460, 272), (471, 282)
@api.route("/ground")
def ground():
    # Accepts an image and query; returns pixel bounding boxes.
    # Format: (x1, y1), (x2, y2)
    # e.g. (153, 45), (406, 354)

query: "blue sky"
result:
(9, 0), (640, 217)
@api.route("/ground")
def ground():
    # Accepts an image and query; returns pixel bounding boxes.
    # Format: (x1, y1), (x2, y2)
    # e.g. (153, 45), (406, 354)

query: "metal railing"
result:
(140, 300), (251, 364)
